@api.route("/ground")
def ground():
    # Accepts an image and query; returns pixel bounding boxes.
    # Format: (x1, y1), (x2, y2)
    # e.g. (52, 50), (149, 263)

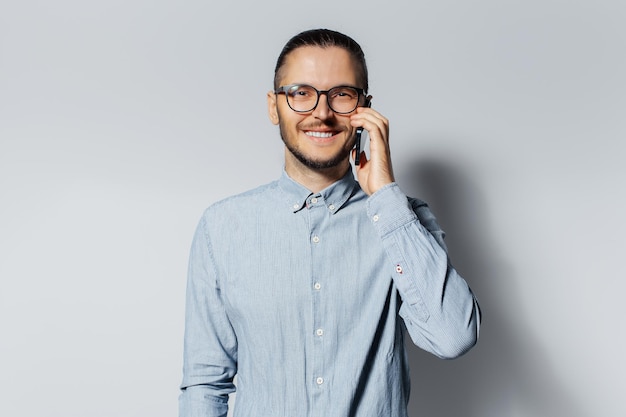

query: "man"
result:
(179, 29), (480, 417)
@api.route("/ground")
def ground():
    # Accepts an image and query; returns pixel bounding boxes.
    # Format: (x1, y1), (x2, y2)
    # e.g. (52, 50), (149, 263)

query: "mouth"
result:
(304, 130), (341, 143)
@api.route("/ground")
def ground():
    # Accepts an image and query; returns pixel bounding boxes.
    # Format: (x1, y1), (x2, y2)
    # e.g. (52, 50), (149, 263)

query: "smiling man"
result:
(179, 29), (481, 417)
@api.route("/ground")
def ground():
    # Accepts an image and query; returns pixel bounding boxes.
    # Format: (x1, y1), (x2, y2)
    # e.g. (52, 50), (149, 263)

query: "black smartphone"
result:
(354, 98), (371, 166)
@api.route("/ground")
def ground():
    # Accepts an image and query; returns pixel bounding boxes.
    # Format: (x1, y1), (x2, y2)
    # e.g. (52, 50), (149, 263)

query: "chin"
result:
(297, 152), (348, 169)
(280, 124), (355, 170)
(289, 145), (351, 170)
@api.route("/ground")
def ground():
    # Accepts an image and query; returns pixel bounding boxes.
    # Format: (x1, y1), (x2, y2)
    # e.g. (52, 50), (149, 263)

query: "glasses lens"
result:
(286, 85), (318, 112)
(328, 87), (360, 113)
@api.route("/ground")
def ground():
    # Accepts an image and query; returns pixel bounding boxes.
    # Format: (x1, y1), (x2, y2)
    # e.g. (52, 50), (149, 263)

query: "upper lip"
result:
(303, 128), (340, 133)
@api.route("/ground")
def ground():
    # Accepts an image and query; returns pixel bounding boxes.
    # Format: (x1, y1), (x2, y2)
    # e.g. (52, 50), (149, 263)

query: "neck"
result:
(284, 151), (351, 193)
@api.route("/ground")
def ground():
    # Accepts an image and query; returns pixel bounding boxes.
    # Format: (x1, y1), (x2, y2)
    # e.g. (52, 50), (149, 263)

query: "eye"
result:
(289, 86), (315, 98)
(330, 87), (358, 100)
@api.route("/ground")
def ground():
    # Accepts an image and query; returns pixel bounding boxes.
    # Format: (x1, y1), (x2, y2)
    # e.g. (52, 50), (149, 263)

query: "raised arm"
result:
(367, 186), (481, 358)
(351, 105), (480, 358)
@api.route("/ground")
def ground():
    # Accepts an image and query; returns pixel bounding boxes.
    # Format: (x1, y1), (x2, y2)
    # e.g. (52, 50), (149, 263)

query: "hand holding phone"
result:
(351, 99), (395, 195)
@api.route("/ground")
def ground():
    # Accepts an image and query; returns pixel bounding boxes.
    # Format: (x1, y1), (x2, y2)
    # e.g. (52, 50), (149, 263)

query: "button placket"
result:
(307, 196), (328, 397)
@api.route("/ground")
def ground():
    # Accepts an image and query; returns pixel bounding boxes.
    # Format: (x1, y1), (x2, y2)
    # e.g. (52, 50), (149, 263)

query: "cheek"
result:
(277, 109), (305, 132)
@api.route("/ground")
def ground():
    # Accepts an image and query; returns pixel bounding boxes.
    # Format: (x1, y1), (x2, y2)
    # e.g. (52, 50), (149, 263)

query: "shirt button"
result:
(312, 236), (320, 243)
(328, 204), (335, 211)
(396, 265), (403, 274)
(373, 214), (380, 222)
(311, 197), (318, 204)
(293, 204), (300, 210)
(316, 328), (324, 336)
(314, 282), (321, 290)
(316, 377), (324, 385)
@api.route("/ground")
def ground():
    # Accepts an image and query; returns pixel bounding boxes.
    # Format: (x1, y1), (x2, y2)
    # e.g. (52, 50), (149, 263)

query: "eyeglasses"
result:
(275, 84), (366, 114)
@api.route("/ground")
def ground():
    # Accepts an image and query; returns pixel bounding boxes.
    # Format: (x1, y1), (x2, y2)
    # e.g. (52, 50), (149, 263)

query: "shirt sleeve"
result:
(179, 214), (237, 417)
(366, 183), (481, 359)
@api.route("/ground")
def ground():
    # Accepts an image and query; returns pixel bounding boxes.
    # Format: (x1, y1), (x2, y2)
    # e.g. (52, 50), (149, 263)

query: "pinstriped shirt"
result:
(179, 169), (480, 417)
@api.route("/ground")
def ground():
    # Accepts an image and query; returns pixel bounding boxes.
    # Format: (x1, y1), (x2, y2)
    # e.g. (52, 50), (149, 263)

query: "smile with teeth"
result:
(305, 131), (336, 138)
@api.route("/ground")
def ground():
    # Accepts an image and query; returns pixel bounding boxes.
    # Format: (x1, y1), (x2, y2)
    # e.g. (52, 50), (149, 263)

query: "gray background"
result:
(1, 1), (624, 416)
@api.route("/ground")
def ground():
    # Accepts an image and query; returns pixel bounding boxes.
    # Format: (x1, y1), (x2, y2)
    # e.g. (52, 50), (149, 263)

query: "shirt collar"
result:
(278, 168), (358, 214)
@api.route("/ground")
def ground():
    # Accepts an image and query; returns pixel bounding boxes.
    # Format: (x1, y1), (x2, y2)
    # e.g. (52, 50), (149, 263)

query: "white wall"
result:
(1, 1), (624, 416)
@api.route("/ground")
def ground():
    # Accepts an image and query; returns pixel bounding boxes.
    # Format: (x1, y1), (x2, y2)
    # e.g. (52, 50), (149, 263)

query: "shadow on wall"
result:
(401, 155), (585, 417)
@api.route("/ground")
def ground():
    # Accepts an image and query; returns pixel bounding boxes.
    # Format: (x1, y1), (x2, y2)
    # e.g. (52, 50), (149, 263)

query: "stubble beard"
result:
(278, 119), (356, 170)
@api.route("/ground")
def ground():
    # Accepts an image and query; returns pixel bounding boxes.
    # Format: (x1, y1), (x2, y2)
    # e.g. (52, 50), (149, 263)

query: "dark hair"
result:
(274, 28), (369, 93)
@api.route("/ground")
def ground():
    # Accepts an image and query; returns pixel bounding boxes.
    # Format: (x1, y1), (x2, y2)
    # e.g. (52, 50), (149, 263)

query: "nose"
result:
(312, 93), (334, 120)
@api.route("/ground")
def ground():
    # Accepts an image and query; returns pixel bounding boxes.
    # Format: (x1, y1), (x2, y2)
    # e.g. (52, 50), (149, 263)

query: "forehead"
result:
(279, 46), (358, 88)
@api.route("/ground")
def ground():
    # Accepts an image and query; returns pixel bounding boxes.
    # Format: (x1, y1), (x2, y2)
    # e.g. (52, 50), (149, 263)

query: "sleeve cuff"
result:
(366, 183), (418, 236)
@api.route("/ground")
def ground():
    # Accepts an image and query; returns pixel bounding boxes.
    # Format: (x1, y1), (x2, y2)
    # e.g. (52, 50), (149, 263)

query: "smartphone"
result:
(354, 98), (372, 166)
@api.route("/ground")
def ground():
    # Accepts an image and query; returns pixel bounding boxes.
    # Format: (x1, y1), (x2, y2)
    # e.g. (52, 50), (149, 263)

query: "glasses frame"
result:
(274, 84), (366, 114)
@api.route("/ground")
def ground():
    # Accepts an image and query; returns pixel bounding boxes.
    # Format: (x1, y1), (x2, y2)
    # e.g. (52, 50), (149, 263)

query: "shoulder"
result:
(198, 180), (281, 225)
(209, 180), (279, 209)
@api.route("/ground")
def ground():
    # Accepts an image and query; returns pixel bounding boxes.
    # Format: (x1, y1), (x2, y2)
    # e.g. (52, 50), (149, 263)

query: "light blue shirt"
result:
(179, 169), (480, 417)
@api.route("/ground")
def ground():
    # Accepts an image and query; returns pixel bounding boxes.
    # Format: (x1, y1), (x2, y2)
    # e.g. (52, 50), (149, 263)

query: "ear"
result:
(267, 90), (279, 125)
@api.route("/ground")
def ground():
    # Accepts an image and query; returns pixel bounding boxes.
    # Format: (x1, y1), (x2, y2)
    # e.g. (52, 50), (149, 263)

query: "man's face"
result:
(267, 46), (362, 171)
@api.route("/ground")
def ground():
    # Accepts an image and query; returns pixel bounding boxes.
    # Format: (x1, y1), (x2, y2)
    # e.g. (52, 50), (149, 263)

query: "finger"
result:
(355, 107), (389, 127)
(351, 111), (389, 139)
(353, 119), (388, 151)
(350, 116), (387, 140)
